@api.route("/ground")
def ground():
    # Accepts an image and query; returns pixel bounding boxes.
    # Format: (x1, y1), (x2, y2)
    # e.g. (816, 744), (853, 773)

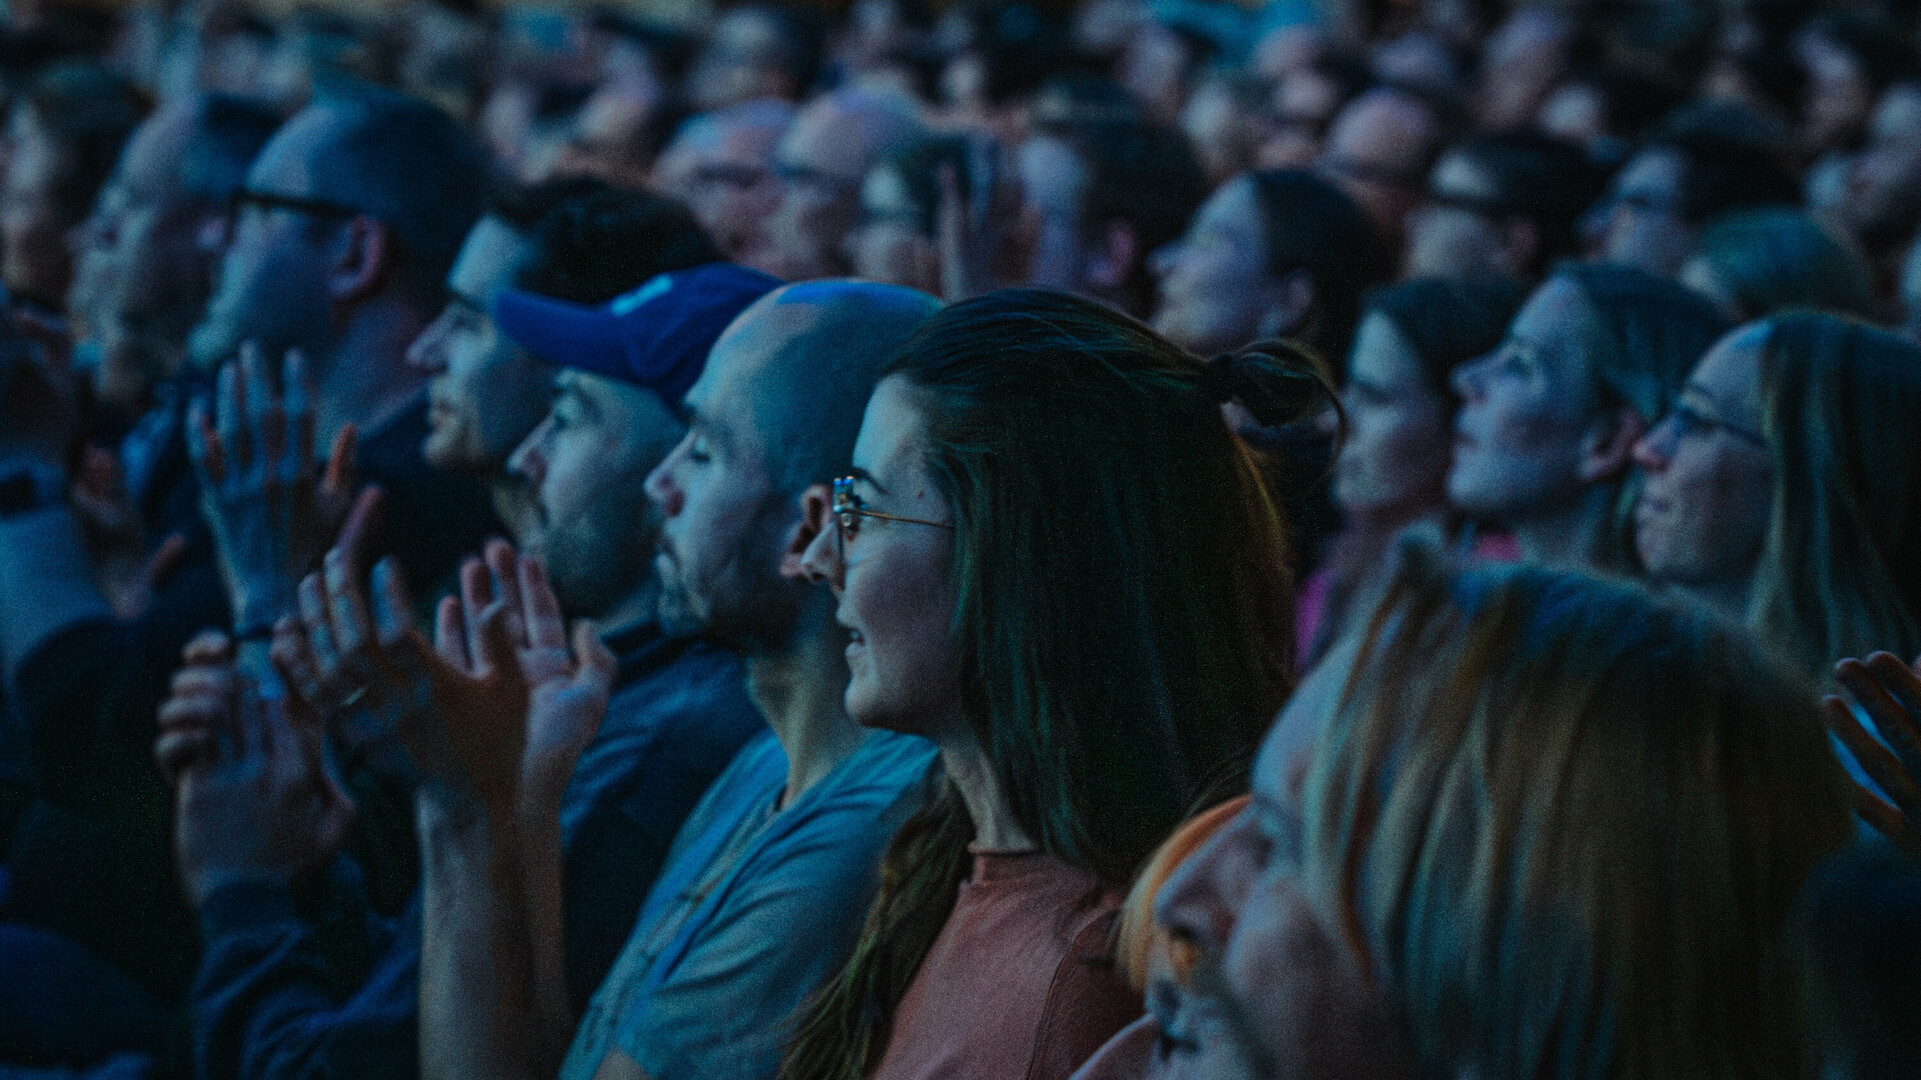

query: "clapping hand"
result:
(189, 343), (358, 635)
(155, 629), (357, 908)
(1822, 651), (1921, 858)
(282, 536), (614, 822)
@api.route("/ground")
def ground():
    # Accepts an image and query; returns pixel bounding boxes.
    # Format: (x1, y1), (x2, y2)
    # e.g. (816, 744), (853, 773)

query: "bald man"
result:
(652, 99), (795, 266)
(416, 281), (943, 1080)
(760, 89), (925, 281)
(1316, 87), (1443, 248)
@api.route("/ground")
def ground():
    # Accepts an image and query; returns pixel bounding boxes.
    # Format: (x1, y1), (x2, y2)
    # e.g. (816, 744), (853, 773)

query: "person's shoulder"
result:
(1027, 901), (1141, 1080)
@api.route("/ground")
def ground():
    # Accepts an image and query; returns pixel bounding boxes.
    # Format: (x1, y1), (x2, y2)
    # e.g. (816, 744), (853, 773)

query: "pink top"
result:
(868, 848), (1143, 1080)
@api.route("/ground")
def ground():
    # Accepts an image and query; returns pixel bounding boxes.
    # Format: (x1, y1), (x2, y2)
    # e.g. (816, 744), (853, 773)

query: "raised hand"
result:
(162, 644), (357, 909)
(156, 630), (241, 787)
(1822, 651), (1921, 858)
(189, 343), (358, 635)
(513, 553), (616, 807)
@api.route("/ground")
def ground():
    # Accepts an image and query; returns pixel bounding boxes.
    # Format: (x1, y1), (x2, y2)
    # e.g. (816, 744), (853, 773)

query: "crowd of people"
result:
(0, 0), (1918, 1077)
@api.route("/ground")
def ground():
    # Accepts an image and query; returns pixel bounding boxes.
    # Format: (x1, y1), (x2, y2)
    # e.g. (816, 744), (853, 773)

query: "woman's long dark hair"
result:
(779, 290), (1324, 1080)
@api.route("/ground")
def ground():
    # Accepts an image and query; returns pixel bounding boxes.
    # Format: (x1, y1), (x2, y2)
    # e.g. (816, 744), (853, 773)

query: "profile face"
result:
(1589, 147), (1692, 277)
(1155, 638), (1417, 1080)
(1150, 177), (1271, 356)
(1402, 151), (1507, 281)
(645, 301), (808, 648)
(1632, 324), (1774, 589)
(844, 165), (938, 293)
(187, 107), (341, 371)
(798, 374), (960, 733)
(505, 370), (672, 616)
(1446, 277), (1599, 520)
(409, 217), (555, 474)
(1335, 312), (1453, 522)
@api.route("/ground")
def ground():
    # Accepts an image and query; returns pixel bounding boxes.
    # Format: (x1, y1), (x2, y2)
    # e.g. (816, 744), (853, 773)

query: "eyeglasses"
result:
(831, 475), (954, 549)
(1424, 187), (1516, 220)
(1667, 401), (1767, 448)
(226, 187), (363, 227)
(1317, 154), (1425, 191)
(774, 162), (859, 199)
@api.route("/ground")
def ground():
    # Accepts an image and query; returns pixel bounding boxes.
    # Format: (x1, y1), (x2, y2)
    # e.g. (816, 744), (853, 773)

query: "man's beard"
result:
(532, 490), (657, 624)
(655, 509), (804, 655)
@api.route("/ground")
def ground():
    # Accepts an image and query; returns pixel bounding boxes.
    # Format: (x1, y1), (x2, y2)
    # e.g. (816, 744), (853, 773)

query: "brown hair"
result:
(780, 291), (1324, 1079)
(1747, 311), (1921, 670)
(1303, 536), (1853, 1079)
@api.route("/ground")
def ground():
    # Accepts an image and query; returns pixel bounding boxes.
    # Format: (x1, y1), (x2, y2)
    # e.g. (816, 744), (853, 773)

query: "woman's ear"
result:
(1578, 406), (1647, 484)
(781, 483), (835, 581)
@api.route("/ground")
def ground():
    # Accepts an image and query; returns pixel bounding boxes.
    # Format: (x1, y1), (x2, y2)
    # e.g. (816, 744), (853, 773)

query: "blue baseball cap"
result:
(491, 261), (781, 405)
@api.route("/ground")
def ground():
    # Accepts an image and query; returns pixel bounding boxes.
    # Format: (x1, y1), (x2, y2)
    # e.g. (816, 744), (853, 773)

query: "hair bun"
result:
(1204, 340), (1339, 430)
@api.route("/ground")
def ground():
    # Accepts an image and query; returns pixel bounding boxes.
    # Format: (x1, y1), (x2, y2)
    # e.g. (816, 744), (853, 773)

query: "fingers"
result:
(1821, 692), (1921, 813)
(271, 615), (324, 706)
(154, 729), (216, 787)
(323, 548), (377, 670)
(242, 345), (284, 472)
(323, 423), (358, 499)
(335, 486), (385, 572)
(572, 619), (617, 696)
(459, 557), (495, 668)
(484, 539), (526, 647)
(371, 557), (420, 647)
(435, 593), (470, 670)
(298, 572), (342, 679)
(1843, 780), (1910, 851)
(470, 598), (518, 678)
(1836, 657), (1921, 784)
(187, 397), (225, 485)
(219, 355), (246, 476)
(181, 629), (235, 668)
(147, 532), (191, 589)
(283, 350), (313, 466)
(521, 556), (566, 652)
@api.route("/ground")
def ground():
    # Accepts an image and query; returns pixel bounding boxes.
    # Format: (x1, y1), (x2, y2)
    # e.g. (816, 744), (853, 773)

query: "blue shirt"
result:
(189, 626), (762, 1080)
(561, 728), (937, 1080)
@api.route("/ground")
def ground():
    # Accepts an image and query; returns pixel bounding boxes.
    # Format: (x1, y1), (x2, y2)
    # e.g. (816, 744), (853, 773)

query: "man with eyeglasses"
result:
(1403, 130), (1600, 284)
(1580, 105), (1798, 279)
(0, 93), (276, 1073)
(0, 89), (493, 1060)
(759, 88), (923, 282)
(651, 99), (794, 267)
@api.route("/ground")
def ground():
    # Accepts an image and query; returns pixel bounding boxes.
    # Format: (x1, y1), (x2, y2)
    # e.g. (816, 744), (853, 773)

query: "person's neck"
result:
(745, 597), (872, 809)
(588, 577), (662, 641)
(313, 298), (430, 448)
(1341, 501), (1446, 549)
(936, 727), (1034, 852)
(1509, 485), (1615, 570)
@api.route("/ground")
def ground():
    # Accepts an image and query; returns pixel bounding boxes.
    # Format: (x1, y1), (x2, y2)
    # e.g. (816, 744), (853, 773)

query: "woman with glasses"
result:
(783, 289), (1328, 1080)
(1632, 311), (1921, 671)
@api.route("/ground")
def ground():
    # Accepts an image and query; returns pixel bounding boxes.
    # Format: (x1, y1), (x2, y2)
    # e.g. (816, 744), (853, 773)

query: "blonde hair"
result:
(1302, 537), (1853, 1080)
(1113, 794), (1251, 993)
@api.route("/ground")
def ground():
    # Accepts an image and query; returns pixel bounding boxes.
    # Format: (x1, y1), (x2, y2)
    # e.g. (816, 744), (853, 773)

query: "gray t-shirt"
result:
(560, 727), (936, 1080)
